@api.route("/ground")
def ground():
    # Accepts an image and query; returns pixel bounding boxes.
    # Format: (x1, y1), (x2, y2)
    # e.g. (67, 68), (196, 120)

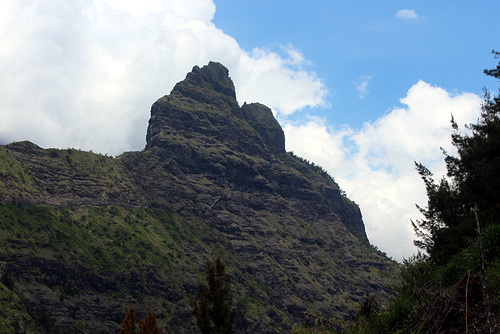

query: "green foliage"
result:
(388, 52), (500, 334)
(413, 53), (500, 265)
(483, 223), (500, 262)
(286, 152), (340, 189)
(192, 256), (235, 334)
(0, 145), (36, 196)
(434, 246), (476, 286)
(0, 204), (191, 272)
(0, 281), (39, 333)
(357, 294), (381, 320)
(0, 203), (210, 331)
(380, 292), (415, 332)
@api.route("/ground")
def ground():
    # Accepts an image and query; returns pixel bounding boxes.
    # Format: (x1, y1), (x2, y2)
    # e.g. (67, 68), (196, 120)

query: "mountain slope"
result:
(0, 62), (396, 333)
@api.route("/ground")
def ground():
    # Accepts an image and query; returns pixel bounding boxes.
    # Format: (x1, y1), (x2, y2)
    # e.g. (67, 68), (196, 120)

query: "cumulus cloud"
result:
(234, 46), (327, 116)
(284, 81), (482, 261)
(0, 0), (326, 155)
(396, 9), (420, 20)
(355, 75), (372, 99)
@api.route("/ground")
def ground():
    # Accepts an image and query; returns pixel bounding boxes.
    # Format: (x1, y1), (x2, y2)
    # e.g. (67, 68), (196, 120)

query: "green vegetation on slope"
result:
(0, 204), (212, 333)
(0, 143), (139, 207)
(0, 201), (394, 333)
(0, 204), (200, 273)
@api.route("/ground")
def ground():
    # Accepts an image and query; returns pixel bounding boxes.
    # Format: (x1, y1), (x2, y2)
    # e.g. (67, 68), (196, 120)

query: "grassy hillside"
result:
(0, 143), (140, 207)
(0, 203), (395, 333)
(0, 204), (207, 332)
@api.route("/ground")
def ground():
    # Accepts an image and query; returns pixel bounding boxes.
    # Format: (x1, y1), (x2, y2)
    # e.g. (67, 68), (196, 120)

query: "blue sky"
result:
(0, 0), (498, 260)
(213, 1), (499, 127)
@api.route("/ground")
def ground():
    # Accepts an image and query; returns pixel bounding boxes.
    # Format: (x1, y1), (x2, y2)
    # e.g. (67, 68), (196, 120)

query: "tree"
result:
(484, 50), (500, 78)
(121, 307), (163, 334)
(413, 51), (500, 265)
(120, 307), (137, 334)
(192, 256), (236, 334)
(139, 310), (163, 334)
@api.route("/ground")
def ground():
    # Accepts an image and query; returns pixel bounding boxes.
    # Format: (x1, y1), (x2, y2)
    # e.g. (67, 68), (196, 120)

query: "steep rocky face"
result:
(0, 62), (393, 333)
(146, 62), (270, 161)
(142, 62), (367, 243)
(241, 102), (285, 154)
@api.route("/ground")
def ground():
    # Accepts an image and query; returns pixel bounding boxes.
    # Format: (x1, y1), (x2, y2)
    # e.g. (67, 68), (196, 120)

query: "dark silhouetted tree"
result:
(413, 51), (500, 265)
(357, 293), (381, 320)
(484, 50), (500, 78)
(192, 256), (235, 334)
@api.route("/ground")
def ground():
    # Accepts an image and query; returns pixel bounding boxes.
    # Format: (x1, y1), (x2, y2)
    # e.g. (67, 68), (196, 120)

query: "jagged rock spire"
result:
(145, 62), (285, 155)
(172, 61), (237, 102)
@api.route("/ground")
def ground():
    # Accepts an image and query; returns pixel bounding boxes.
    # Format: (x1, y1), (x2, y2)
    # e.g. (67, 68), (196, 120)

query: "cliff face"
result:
(0, 62), (394, 333)
(140, 61), (368, 244)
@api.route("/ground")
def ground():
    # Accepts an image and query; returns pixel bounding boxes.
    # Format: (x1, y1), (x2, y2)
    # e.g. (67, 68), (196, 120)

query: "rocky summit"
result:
(0, 62), (396, 333)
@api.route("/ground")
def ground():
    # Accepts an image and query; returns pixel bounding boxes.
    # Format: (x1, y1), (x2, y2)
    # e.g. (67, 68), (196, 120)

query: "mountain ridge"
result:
(0, 61), (396, 333)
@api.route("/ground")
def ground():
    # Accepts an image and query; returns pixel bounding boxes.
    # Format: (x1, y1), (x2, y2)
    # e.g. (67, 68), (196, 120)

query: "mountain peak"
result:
(171, 61), (237, 104)
(145, 61), (285, 157)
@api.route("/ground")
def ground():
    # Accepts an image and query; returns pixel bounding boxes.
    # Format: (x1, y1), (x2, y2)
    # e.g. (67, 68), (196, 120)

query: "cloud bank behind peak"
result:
(0, 0), (326, 155)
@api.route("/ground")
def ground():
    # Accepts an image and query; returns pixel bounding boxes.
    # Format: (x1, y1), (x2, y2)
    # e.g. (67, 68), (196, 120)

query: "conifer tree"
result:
(120, 307), (137, 334)
(192, 256), (235, 334)
(121, 307), (163, 334)
(139, 309), (163, 334)
(413, 51), (500, 265)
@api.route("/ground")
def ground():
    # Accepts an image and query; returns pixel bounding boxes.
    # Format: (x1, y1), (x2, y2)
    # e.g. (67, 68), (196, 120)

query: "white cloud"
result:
(355, 75), (372, 99)
(234, 47), (328, 116)
(0, 0), (326, 155)
(396, 9), (419, 20)
(284, 81), (482, 261)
